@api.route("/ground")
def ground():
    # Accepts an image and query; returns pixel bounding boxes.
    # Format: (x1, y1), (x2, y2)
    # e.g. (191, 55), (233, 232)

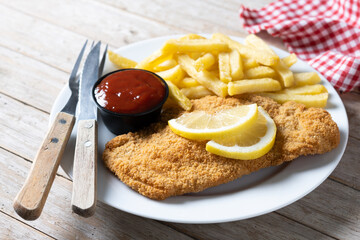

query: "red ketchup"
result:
(94, 70), (166, 114)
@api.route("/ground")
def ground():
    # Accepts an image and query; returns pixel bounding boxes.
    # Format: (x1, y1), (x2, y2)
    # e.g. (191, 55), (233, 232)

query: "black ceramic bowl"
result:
(92, 68), (169, 135)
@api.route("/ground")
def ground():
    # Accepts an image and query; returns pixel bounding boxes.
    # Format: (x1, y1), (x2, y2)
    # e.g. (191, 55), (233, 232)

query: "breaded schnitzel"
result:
(103, 95), (340, 200)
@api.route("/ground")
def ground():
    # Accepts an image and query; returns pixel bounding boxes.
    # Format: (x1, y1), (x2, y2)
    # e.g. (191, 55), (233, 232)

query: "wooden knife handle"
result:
(13, 112), (75, 220)
(71, 119), (97, 217)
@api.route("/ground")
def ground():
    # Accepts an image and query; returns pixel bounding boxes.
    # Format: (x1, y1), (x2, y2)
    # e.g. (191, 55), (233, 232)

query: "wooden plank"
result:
(167, 178), (360, 240)
(0, 148), (194, 240)
(95, 0), (277, 36)
(277, 179), (360, 240)
(0, 0), (184, 49)
(166, 212), (334, 240)
(210, 0), (275, 9)
(340, 93), (360, 139)
(0, 46), (67, 112)
(0, 93), (49, 161)
(330, 136), (360, 190)
(0, 93), (70, 179)
(0, 4), (86, 73)
(329, 93), (360, 190)
(95, 0), (248, 36)
(0, 212), (53, 240)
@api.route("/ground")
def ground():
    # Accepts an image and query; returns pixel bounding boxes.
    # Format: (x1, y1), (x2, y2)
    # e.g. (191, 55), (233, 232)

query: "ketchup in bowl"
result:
(95, 69), (166, 114)
(93, 69), (169, 135)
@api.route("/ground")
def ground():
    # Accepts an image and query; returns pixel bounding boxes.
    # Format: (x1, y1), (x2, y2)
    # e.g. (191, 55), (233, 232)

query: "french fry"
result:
(212, 33), (279, 66)
(218, 52), (232, 83)
(189, 52), (203, 60)
(245, 34), (277, 56)
(177, 54), (228, 97)
(155, 65), (186, 85)
(180, 86), (214, 99)
(282, 53), (297, 68)
(228, 78), (281, 96)
(278, 84), (327, 95)
(260, 92), (328, 108)
(229, 49), (244, 80)
(273, 61), (295, 87)
(194, 53), (216, 71)
(210, 69), (220, 78)
(245, 66), (276, 79)
(166, 80), (192, 110)
(245, 34), (294, 87)
(237, 44), (279, 66)
(242, 58), (259, 70)
(135, 49), (172, 71)
(178, 34), (206, 40)
(114, 33), (329, 108)
(108, 50), (137, 68)
(294, 72), (321, 86)
(152, 59), (177, 71)
(178, 77), (200, 88)
(162, 97), (178, 110)
(163, 39), (230, 53)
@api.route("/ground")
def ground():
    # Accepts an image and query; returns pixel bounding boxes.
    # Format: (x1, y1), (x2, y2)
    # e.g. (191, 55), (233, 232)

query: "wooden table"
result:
(1, 0), (359, 239)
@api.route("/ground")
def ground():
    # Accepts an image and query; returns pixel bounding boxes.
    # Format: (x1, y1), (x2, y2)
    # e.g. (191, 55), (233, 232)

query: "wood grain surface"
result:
(0, 0), (359, 239)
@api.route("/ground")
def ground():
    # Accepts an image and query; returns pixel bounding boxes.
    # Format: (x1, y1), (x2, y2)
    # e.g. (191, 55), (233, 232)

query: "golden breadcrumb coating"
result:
(103, 95), (340, 200)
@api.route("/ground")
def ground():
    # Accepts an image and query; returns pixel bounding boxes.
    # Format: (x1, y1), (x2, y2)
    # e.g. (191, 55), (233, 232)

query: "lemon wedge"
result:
(206, 107), (276, 160)
(168, 104), (258, 140)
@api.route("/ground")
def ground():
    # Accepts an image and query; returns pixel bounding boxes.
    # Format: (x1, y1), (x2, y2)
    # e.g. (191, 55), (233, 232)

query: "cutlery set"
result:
(13, 41), (107, 220)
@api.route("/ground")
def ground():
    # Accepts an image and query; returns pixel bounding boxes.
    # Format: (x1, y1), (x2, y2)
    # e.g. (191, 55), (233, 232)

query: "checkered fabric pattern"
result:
(239, 0), (360, 92)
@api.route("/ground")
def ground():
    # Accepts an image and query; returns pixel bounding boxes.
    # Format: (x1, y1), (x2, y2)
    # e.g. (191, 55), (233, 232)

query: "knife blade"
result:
(13, 41), (88, 220)
(71, 41), (102, 217)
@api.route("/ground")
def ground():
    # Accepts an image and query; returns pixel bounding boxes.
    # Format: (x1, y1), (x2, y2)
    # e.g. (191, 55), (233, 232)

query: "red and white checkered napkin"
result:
(239, 0), (360, 92)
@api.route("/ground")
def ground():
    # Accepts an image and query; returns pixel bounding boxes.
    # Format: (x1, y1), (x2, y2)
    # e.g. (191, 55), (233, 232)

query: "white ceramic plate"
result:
(50, 35), (348, 224)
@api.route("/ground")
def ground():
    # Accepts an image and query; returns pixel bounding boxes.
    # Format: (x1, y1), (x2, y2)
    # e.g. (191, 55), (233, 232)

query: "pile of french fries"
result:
(108, 33), (328, 110)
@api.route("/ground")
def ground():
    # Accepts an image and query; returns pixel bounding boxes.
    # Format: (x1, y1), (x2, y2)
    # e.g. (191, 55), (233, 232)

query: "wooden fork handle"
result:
(71, 119), (97, 217)
(13, 112), (75, 220)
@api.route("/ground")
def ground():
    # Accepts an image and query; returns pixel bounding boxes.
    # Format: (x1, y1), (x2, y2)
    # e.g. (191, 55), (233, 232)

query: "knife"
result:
(71, 41), (106, 217)
(13, 41), (88, 220)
